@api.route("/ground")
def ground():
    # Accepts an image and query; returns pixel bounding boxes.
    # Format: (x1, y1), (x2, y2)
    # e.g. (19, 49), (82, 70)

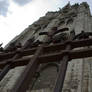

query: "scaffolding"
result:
(0, 38), (92, 92)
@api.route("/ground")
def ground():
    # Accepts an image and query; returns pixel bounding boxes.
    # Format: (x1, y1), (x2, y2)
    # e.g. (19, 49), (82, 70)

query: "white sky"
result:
(0, 0), (92, 47)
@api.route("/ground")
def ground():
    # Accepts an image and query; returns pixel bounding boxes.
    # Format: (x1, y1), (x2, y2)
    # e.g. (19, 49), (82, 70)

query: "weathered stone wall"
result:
(0, 2), (92, 92)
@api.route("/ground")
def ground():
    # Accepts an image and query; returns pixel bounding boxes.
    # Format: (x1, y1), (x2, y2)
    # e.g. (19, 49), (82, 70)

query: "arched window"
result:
(31, 63), (59, 90)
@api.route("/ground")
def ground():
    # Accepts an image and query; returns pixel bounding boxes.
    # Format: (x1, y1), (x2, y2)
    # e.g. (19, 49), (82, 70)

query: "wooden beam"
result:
(0, 52), (15, 61)
(0, 38), (91, 62)
(54, 56), (69, 92)
(0, 47), (92, 68)
(70, 47), (92, 59)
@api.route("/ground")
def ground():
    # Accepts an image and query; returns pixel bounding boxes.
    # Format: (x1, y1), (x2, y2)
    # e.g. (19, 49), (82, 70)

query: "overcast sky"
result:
(0, 0), (92, 47)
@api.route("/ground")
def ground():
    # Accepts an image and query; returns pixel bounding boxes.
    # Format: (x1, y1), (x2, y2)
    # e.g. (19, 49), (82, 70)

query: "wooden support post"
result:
(53, 31), (73, 92)
(53, 56), (69, 92)
(11, 46), (43, 92)
(53, 44), (71, 92)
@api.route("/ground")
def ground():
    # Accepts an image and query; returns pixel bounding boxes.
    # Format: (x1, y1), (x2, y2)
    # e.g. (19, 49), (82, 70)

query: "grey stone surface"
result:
(1, 2), (92, 92)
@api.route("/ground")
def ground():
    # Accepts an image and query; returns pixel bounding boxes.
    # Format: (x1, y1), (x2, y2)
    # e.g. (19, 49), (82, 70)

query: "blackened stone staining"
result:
(68, 12), (77, 18)
(71, 3), (79, 9)
(58, 20), (65, 26)
(5, 41), (17, 52)
(70, 79), (79, 89)
(39, 32), (48, 36)
(27, 37), (35, 48)
(39, 27), (68, 37)
(63, 89), (71, 92)
(5, 42), (22, 52)
(66, 18), (73, 25)
(63, 9), (69, 14)
(0, 43), (4, 52)
(39, 27), (69, 44)
(70, 30), (75, 39)
(81, 2), (89, 9)
(16, 42), (22, 48)
(73, 31), (92, 40)
(34, 72), (40, 79)
(52, 27), (69, 43)
(54, 28), (69, 34)
(41, 24), (48, 29)
(62, 3), (71, 13)
(52, 33), (68, 43)
(32, 40), (43, 47)
(0, 43), (3, 47)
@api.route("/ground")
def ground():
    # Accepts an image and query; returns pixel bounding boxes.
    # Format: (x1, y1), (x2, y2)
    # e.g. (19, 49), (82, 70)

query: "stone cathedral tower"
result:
(0, 2), (92, 92)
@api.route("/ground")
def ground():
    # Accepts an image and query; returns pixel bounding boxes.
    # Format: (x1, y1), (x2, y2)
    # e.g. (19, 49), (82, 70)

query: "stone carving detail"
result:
(66, 18), (73, 25)
(58, 20), (65, 26)
(52, 32), (68, 43)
